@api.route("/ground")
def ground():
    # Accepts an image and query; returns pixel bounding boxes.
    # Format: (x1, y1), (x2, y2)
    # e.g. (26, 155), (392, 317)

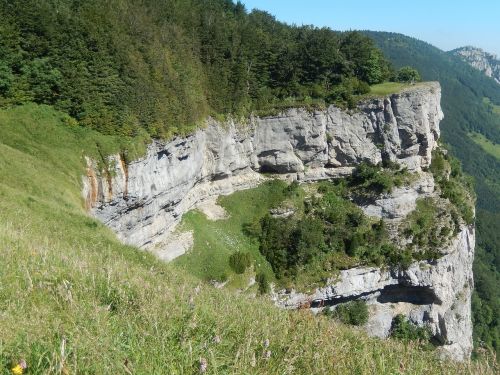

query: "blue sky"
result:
(241, 0), (500, 57)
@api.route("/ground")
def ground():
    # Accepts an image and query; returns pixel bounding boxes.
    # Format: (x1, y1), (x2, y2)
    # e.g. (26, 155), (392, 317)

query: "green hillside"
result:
(367, 31), (500, 355)
(469, 132), (500, 161)
(3, 103), (495, 374)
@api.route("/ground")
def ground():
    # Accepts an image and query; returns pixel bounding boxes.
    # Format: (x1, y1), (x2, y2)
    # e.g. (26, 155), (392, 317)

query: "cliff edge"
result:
(83, 82), (474, 360)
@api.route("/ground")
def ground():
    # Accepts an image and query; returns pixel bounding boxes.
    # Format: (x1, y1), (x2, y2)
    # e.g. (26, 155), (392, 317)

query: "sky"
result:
(241, 0), (500, 57)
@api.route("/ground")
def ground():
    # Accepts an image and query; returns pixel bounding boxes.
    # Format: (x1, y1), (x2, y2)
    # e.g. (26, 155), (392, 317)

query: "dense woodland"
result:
(367, 31), (500, 355)
(0, 0), (392, 138)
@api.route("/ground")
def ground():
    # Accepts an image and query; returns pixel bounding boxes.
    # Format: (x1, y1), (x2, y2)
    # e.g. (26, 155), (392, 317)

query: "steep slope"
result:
(452, 46), (500, 84)
(85, 83), (442, 249)
(366, 31), (500, 355)
(1, 105), (495, 374)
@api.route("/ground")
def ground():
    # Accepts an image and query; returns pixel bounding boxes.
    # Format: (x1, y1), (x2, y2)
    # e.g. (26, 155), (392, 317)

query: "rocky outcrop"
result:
(83, 82), (474, 360)
(274, 223), (474, 361)
(452, 46), (500, 84)
(360, 172), (435, 220)
(83, 82), (442, 249)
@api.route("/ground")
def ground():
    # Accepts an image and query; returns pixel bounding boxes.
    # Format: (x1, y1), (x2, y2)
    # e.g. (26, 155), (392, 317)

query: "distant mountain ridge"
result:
(452, 46), (500, 84)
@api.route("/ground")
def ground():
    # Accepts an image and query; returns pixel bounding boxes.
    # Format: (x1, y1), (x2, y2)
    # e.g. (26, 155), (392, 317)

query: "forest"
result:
(0, 0), (392, 138)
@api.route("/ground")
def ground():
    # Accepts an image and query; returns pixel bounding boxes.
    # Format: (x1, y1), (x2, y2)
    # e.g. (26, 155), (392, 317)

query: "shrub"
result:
(256, 272), (270, 294)
(242, 217), (262, 238)
(331, 300), (369, 326)
(430, 149), (475, 225)
(285, 181), (300, 197)
(229, 252), (252, 274)
(404, 198), (437, 246)
(397, 66), (421, 83)
(390, 315), (432, 343)
(349, 162), (404, 195)
(388, 248), (414, 270)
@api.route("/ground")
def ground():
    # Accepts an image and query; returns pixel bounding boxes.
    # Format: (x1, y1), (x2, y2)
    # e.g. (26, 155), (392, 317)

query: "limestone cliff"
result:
(275, 189), (474, 361)
(452, 46), (500, 84)
(83, 82), (442, 248)
(83, 82), (473, 360)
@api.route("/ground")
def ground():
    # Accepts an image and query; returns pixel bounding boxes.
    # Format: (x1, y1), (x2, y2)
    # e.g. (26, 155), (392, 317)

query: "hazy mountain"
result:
(452, 46), (500, 84)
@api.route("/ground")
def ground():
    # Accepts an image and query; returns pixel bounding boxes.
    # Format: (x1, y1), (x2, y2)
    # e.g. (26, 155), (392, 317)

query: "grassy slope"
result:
(174, 184), (282, 288)
(483, 97), (500, 116)
(0, 104), (497, 374)
(469, 132), (500, 160)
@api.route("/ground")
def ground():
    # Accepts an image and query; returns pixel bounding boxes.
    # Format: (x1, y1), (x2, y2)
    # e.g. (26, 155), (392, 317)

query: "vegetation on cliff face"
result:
(177, 161), (472, 293)
(3, 104), (497, 374)
(0, 0), (393, 138)
(367, 31), (500, 355)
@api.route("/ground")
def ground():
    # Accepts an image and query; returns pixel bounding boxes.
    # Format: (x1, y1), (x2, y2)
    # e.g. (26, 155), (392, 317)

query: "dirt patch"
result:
(197, 197), (229, 220)
(153, 230), (194, 262)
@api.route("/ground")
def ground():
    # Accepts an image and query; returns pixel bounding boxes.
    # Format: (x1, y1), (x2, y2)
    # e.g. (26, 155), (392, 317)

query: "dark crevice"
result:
(157, 150), (171, 160)
(309, 284), (439, 308)
(376, 284), (438, 305)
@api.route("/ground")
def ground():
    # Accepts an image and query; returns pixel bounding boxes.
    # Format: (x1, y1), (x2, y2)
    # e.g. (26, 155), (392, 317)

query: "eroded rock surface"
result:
(82, 82), (473, 360)
(274, 224), (474, 361)
(453, 46), (500, 84)
(83, 82), (442, 249)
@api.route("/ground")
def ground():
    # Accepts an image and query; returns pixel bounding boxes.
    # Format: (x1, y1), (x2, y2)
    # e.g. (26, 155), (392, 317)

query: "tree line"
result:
(0, 0), (396, 138)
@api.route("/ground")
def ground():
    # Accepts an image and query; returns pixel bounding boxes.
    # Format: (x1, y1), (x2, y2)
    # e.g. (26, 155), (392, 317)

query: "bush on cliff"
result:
(390, 314), (433, 344)
(229, 251), (252, 274)
(324, 300), (369, 326)
(430, 149), (476, 225)
(397, 66), (421, 83)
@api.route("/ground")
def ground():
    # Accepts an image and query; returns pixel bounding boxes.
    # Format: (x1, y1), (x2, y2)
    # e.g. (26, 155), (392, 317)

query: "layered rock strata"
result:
(83, 82), (442, 248)
(453, 46), (500, 84)
(83, 82), (473, 359)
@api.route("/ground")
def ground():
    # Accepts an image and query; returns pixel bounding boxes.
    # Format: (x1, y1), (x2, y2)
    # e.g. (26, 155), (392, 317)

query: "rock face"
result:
(83, 82), (442, 248)
(83, 82), (474, 360)
(275, 221), (474, 361)
(452, 46), (500, 84)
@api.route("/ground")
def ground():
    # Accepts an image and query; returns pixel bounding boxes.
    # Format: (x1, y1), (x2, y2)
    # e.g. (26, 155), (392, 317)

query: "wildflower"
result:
(11, 360), (27, 375)
(263, 338), (270, 348)
(199, 357), (208, 373)
(213, 335), (221, 344)
(263, 350), (271, 360)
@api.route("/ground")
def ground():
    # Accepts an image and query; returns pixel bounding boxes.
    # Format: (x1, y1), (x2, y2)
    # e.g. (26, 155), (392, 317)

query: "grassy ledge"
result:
(358, 81), (433, 100)
(469, 132), (500, 161)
